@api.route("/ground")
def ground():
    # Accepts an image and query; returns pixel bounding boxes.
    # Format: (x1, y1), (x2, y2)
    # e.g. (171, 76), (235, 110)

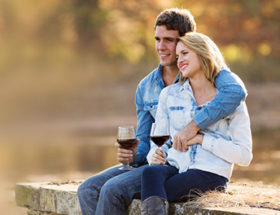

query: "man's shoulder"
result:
(137, 66), (160, 88)
(217, 68), (240, 79)
(216, 67), (245, 88)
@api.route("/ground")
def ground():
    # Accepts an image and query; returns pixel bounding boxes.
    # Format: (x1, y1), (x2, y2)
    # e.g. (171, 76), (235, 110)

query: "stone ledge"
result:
(15, 181), (280, 215)
(15, 182), (81, 215)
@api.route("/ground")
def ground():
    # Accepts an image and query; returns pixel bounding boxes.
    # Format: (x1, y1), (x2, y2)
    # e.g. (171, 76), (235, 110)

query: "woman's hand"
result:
(183, 134), (203, 150)
(115, 139), (139, 164)
(151, 148), (166, 165)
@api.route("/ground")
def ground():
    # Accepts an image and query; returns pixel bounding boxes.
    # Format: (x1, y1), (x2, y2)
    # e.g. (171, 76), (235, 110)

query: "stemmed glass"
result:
(150, 123), (170, 149)
(117, 126), (137, 170)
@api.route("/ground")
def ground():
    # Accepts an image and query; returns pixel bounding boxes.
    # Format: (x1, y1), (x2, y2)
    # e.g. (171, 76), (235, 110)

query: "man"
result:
(78, 8), (246, 215)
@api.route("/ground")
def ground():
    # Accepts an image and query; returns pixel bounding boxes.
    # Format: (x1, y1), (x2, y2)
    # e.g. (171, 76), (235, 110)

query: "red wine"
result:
(150, 135), (170, 147)
(117, 138), (137, 149)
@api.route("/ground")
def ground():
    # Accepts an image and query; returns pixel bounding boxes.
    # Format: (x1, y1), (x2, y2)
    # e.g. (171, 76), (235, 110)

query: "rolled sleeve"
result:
(193, 69), (247, 129)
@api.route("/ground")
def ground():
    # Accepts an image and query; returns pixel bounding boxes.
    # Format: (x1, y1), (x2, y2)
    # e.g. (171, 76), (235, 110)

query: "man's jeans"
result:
(78, 164), (148, 215)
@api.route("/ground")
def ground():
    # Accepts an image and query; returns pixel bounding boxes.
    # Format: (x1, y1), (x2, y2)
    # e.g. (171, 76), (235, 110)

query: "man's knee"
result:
(101, 177), (131, 204)
(78, 179), (99, 201)
(77, 182), (88, 200)
(100, 178), (120, 197)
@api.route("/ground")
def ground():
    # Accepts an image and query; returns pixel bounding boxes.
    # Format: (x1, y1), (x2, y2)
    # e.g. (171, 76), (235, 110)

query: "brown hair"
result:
(155, 8), (196, 36)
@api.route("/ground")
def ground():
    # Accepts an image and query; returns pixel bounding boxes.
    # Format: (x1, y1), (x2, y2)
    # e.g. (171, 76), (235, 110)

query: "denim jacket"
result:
(134, 64), (247, 166)
(149, 80), (253, 179)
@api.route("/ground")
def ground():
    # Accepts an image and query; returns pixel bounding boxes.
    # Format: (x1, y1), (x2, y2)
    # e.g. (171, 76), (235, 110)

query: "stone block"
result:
(15, 182), (81, 215)
(15, 182), (280, 215)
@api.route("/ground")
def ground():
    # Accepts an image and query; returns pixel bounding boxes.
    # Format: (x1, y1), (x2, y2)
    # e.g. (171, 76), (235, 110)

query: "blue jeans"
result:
(78, 164), (148, 215)
(141, 165), (228, 202)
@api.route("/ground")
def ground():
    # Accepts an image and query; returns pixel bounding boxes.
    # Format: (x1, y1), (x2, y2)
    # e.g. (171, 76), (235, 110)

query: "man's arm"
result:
(132, 85), (154, 165)
(172, 121), (200, 151)
(116, 85), (153, 166)
(193, 69), (247, 129)
(173, 69), (247, 151)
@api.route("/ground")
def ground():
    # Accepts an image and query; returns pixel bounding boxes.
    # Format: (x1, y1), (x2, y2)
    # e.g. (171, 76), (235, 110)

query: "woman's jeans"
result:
(141, 165), (228, 202)
(78, 164), (148, 215)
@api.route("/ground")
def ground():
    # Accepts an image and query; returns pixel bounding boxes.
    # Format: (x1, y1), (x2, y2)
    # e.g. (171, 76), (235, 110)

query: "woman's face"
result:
(176, 41), (201, 79)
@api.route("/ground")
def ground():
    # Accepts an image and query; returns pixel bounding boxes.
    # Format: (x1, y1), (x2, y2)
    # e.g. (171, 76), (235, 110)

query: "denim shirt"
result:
(134, 64), (247, 166)
(150, 80), (253, 179)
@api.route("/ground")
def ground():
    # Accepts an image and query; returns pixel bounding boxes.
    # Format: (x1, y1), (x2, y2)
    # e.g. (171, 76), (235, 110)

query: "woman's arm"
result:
(146, 88), (170, 165)
(201, 102), (253, 166)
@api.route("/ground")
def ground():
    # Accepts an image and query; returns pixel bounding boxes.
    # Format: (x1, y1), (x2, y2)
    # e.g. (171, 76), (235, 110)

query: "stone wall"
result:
(15, 181), (280, 215)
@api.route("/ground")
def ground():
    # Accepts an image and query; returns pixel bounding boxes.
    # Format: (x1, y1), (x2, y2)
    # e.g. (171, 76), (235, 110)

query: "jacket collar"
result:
(156, 64), (180, 87)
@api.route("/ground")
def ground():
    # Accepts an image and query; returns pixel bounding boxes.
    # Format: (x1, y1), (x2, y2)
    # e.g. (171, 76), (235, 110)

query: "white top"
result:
(147, 80), (253, 179)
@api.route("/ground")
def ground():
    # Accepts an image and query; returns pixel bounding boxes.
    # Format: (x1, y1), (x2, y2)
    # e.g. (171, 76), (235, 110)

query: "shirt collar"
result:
(180, 79), (192, 92)
(174, 73), (180, 83)
(155, 64), (165, 88)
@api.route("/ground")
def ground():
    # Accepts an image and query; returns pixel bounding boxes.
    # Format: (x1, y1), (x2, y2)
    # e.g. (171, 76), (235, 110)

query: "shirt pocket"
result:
(169, 106), (190, 131)
(144, 102), (158, 119)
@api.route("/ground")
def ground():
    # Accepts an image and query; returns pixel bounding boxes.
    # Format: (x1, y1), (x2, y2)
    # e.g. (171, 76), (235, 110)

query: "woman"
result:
(141, 32), (253, 215)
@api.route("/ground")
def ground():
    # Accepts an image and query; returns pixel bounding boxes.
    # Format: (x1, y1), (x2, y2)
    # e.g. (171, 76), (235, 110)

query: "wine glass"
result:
(150, 123), (170, 149)
(117, 126), (137, 170)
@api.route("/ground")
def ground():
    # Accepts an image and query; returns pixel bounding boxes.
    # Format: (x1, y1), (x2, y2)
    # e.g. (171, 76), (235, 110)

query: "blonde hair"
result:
(178, 32), (227, 85)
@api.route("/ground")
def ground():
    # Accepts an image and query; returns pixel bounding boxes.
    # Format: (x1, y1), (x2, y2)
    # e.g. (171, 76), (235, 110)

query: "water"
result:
(1, 128), (279, 185)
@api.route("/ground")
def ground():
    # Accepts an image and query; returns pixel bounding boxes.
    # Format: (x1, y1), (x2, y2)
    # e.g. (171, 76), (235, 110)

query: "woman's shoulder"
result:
(234, 100), (248, 113)
(226, 100), (249, 121)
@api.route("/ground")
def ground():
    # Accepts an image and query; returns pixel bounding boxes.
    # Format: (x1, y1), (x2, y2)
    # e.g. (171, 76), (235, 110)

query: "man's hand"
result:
(186, 134), (203, 147)
(173, 120), (200, 151)
(115, 139), (139, 164)
(151, 148), (166, 165)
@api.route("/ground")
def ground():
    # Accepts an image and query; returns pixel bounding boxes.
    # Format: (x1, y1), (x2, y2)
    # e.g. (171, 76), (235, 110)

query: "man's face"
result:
(155, 25), (179, 67)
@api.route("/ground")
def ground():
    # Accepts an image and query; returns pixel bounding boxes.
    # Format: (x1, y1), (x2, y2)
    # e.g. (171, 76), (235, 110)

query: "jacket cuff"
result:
(133, 152), (146, 167)
(201, 134), (214, 152)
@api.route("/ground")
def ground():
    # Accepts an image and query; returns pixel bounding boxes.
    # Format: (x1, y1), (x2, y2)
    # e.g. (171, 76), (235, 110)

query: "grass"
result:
(189, 180), (280, 211)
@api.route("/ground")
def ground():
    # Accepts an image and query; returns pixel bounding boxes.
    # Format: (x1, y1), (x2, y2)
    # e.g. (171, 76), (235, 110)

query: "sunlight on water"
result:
(0, 128), (279, 185)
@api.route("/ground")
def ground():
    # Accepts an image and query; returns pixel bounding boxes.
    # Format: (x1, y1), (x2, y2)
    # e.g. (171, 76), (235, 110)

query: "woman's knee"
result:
(142, 165), (162, 179)
(142, 165), (174, 181)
